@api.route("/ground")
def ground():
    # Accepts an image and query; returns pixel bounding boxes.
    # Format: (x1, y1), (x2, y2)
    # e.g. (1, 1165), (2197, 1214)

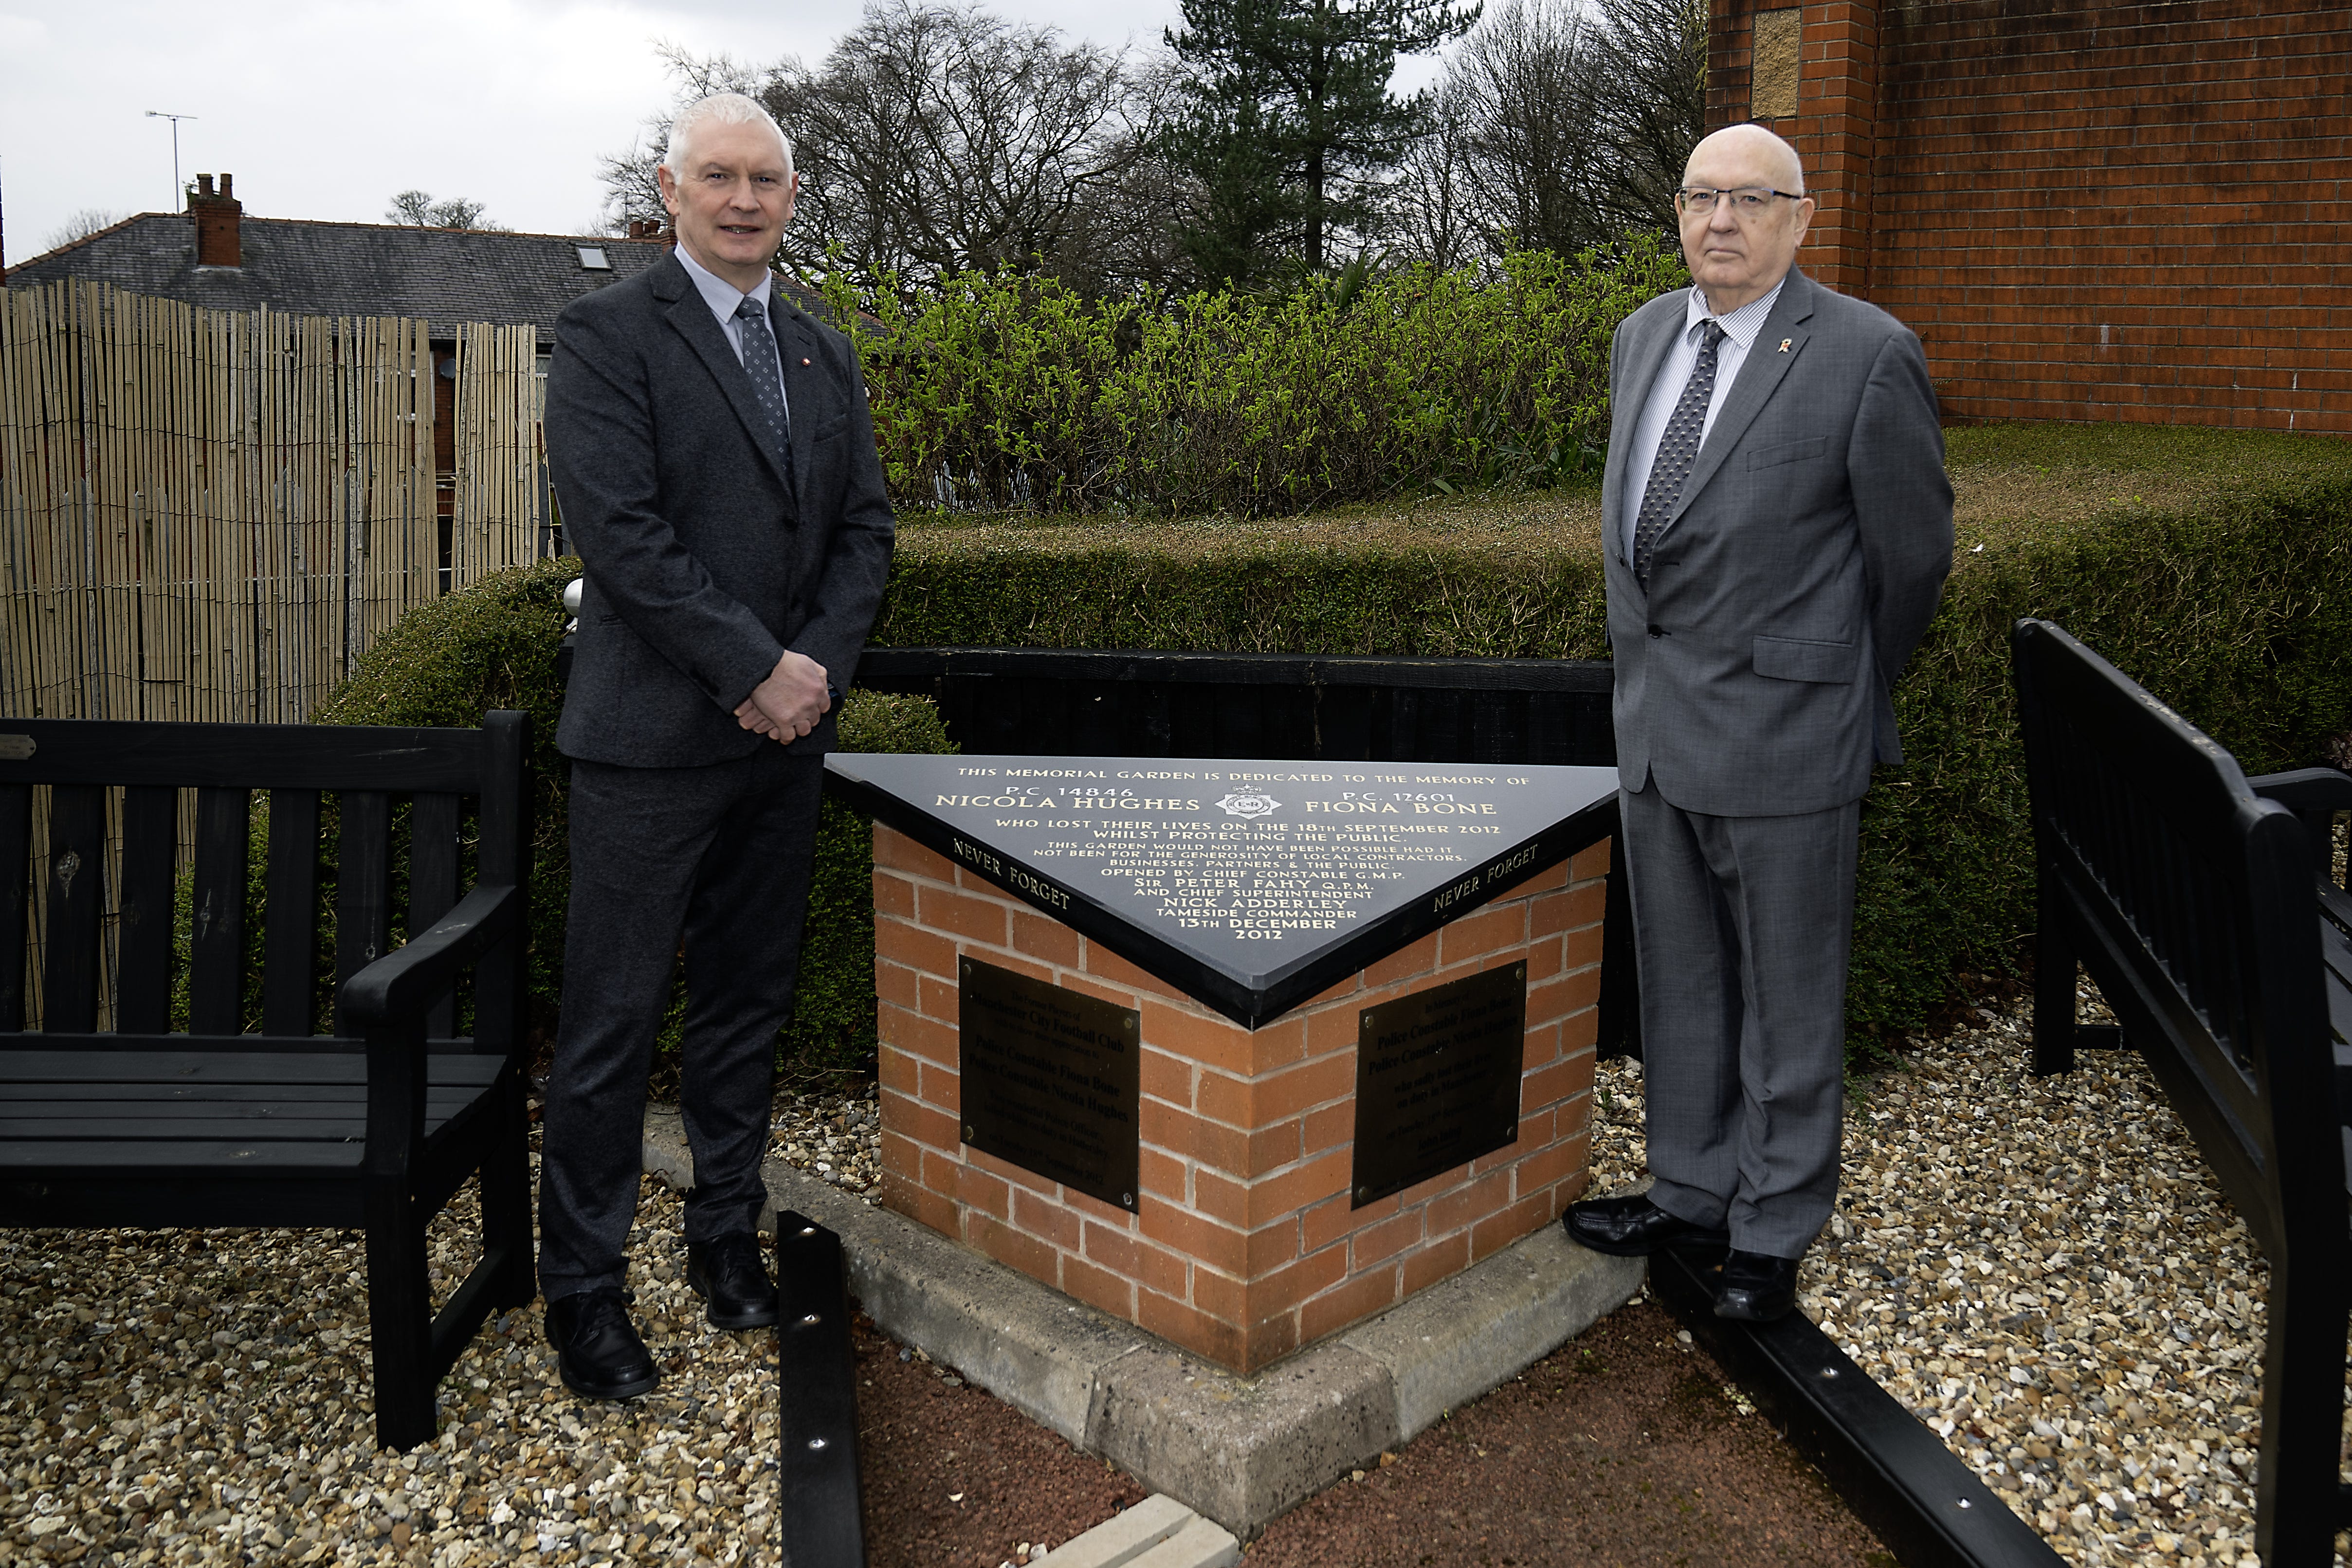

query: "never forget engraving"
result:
(958, 957), (1141, 1211)
(1351, 964), (1529, 1207)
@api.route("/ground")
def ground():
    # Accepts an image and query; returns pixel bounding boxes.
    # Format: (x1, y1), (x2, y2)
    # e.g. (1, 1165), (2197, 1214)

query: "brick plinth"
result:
(873, 823), (1611, 1375)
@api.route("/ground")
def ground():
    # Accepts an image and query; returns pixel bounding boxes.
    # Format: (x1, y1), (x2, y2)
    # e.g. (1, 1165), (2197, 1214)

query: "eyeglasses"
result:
(1675, 186), (1804, 216)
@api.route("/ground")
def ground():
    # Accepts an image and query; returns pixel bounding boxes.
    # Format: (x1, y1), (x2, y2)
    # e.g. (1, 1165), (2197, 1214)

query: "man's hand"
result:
(734, 650), (831, 742)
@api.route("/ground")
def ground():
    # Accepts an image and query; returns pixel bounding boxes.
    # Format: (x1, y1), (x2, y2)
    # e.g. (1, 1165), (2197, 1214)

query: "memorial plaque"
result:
(1349, 964), (1528, 1207)
(957, 957), (1141, 1210)
(826, 753), (1619, 1026)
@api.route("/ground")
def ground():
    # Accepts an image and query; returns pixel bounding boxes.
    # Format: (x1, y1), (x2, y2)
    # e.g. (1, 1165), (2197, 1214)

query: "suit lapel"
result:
(1603, 292), (1694, 567)
(778, 305), (831, 512)
(1667, 270), (1818, 527)
(660, 270), (791, 490)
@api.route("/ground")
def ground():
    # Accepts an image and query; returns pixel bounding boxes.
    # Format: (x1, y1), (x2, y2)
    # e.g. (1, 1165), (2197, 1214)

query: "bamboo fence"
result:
(0, 279), (545, 1028)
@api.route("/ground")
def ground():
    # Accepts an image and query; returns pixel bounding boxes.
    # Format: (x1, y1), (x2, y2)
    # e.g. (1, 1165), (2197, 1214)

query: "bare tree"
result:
(1587, 0), (1707, 238)
(1390, 0), (1700, 263)
(595, 43), (769, 235)
(766, 1), (1138, 290)
(385, 191), (507, 230)
(41, 210), (124, 251)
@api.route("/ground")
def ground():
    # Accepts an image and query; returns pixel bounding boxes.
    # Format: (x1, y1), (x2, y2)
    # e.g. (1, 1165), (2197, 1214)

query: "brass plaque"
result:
(1350, 964), (1527, 1207)
(958, 957), (1141, 1211)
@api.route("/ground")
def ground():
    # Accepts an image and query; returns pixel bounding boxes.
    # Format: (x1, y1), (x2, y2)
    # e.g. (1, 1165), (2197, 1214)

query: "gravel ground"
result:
(1587, 986), (2351, 1568)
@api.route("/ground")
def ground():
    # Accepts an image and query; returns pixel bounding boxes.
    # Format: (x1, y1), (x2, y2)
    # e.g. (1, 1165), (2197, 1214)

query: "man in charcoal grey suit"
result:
(537, 91), (894, 1399)
(1562, 124), (1952, 1319)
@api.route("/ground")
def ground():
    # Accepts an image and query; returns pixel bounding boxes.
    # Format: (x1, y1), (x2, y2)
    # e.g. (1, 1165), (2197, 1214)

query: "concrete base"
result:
(644, 1111), (1641, 1538)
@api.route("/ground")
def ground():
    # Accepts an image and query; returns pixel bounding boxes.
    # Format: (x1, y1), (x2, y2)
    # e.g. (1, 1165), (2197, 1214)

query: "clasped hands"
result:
(734, 649), (830, 743)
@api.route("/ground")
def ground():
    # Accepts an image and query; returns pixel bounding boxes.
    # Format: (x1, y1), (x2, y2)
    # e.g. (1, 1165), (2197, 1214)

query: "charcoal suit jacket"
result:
(546, 252), (895, 767)
(1599, 267), (1953, 818)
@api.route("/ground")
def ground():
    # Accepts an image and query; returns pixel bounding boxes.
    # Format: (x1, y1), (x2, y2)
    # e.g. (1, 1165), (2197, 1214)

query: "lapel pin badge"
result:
(1777, 338), (1792, 353)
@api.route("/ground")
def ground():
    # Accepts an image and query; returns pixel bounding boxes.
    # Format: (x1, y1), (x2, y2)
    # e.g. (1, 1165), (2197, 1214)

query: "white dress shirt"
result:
(1619, 277), (1787, 557)
(673, 241), (793, 430)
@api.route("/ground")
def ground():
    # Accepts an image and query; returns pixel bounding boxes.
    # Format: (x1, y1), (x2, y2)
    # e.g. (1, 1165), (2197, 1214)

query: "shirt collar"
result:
(673, 239), (775, 323)
(1685, 274), (1787, 352)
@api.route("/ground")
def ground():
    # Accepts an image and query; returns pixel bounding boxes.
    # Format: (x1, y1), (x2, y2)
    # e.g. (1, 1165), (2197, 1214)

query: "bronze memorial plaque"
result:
(1350, 963), (1527, 1207)
(958, 957), (1141, 1211)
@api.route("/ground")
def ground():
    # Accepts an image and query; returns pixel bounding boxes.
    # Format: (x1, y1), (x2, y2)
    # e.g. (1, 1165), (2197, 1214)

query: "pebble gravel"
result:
(0, 1080), (897, 1568)
(1587, 986), (2352, 1568)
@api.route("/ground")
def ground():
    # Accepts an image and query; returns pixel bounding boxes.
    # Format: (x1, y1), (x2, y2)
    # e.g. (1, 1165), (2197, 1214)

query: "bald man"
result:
(1562, 126), (1952, 1319)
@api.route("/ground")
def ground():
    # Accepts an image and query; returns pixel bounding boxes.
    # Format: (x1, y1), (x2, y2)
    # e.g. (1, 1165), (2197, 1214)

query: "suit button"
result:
(1646, 624), (1664, 638)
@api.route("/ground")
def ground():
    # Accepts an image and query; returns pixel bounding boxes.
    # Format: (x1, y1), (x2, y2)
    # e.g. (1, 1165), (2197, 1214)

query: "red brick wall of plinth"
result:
(1708, 0), (2352, 434)
(872, 825), (1612, 1375)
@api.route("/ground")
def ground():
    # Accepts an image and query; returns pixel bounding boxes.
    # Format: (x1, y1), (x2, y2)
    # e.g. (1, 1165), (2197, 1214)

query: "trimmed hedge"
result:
(861, 422), (2352, 1056)
(312, 557), (955, 1076)
(318, 422), (2352, 1067)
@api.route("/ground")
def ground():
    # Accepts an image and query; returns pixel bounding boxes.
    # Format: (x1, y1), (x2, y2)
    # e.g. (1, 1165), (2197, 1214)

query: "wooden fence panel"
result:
(0, 279), (545, 1027)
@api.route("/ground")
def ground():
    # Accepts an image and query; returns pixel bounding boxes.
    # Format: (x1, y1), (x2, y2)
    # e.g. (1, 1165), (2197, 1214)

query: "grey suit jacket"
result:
(1601, 268), (1952, 818)
(546, 254), (895, 767)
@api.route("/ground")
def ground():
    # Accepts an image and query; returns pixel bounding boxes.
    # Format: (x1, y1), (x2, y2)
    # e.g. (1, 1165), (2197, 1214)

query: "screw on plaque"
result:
(963, 1125), (975, 1141)
(1355, 1186), (1370, 1203)
(961, 959), (971, 977)
(1121, 1192), (1134, 1207)
(1515, 963), (1525, 980)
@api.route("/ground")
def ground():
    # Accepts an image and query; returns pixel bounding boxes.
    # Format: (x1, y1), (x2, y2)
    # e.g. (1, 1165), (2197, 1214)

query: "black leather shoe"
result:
(1562, 1193), (1730, 1257)
(1714, 1248), (1801, 1322)
(687, 1234), (780, 1330)
(544, 1287), (658, 1400)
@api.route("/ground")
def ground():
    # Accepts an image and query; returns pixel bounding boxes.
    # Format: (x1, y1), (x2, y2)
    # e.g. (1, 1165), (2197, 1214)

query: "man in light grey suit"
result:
(1562, 124), (1952, 1320)
(536, 92), (894, 1399)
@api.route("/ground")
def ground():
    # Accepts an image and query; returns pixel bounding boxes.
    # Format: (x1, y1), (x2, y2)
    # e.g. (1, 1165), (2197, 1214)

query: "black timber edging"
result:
(776, 1213), (867, 1568)
(1649, 1247), (2065, 1568)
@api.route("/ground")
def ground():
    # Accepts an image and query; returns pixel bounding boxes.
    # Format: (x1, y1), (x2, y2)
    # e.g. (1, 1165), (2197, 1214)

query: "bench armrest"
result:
(2248, 766), (2352, 815)
(340, 883), (522, 1029)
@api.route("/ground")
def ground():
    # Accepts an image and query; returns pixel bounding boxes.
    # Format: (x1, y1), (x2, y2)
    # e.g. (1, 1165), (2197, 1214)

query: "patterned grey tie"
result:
(732, 296), (793, 478)
(1632, 320), (1726, 589)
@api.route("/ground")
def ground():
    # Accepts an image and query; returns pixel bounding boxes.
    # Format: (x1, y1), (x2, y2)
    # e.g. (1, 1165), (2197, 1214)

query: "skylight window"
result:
(576, 247), (611, 271)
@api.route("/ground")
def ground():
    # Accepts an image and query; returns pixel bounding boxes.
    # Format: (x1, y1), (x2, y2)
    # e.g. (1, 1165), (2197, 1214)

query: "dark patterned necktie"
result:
(1632, 320), (1726, 588)
(732, 296), (793, 477)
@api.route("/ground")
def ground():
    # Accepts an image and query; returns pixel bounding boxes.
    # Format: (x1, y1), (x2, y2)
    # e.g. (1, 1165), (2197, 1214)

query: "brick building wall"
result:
(872, 825), (1611, 1374)
(1711, 0), (2352, 432)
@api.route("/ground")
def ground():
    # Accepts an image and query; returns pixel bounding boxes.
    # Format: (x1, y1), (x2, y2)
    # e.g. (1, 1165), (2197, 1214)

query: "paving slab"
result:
(643, 1112), (1641, 1537)
(1033, 1494), (1193, 1568)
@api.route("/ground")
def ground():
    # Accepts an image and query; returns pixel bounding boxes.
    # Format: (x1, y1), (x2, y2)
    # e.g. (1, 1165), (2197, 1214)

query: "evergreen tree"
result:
(1166, 0), (1479, 281)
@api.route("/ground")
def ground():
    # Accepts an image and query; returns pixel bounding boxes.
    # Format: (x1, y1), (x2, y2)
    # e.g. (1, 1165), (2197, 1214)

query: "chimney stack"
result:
(626, 217), (674, 245)
(190, 172), (242, 267)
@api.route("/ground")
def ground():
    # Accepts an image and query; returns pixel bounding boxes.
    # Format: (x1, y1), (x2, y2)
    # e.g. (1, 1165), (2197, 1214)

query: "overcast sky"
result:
(0, 0), (1231, 261)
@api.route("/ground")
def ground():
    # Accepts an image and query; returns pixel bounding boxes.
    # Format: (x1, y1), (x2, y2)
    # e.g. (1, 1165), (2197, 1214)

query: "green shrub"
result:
(314, 557), (956, 1075)
(826, 241), (1689, 517)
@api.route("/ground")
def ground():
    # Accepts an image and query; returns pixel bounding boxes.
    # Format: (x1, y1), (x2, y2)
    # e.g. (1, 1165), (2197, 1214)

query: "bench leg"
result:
(2031, 867), (2078, 1077)
(365, 1189), (438, 1451)
(481, 1071), (538, 1312)
(2254, 1271), (2350, 1567)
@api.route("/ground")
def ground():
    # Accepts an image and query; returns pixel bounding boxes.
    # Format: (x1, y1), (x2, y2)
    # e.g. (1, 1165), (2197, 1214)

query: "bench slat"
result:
(39, 784), (107, 1034)
(0, 784), (26, 1031)
(412, 793), (462, 1039)
(6, 1093), (480, 1115)
(262, 789), (323, 1037)
(0, 1111), (469, 1141)
(114, 785), (179, 1033)
(0, 1140), (367, 1171)
(336, 791), (392, 1035)
(0, 1048), (503, 1086)
(188, 786), (251, 1035)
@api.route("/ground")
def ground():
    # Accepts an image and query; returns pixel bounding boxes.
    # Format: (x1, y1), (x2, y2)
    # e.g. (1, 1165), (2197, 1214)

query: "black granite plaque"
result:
(957, 957), (1141, 1210)
(825, 753), (1619, 1027)
(1349, 964), (1528, 1207)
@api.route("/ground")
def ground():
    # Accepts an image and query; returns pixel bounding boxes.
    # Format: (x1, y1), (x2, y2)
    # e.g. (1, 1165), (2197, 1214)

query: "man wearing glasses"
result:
(1562, 124), (1952, 1320)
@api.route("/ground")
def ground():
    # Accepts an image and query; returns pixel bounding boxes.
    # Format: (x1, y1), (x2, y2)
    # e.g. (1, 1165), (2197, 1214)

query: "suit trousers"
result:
(1619, 783), (1859, 1258)
(537, 743), (826, 1300)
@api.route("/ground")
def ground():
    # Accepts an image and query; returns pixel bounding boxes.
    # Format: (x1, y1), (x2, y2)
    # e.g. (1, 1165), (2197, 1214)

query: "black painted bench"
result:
(0, 713), (537, 1451)
(2012, 618), (2352, 1566)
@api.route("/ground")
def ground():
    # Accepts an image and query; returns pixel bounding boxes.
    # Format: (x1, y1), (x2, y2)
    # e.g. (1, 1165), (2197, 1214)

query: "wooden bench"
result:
(0, 713), (537, 1451)
(2012, 618), (2351, 1566)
